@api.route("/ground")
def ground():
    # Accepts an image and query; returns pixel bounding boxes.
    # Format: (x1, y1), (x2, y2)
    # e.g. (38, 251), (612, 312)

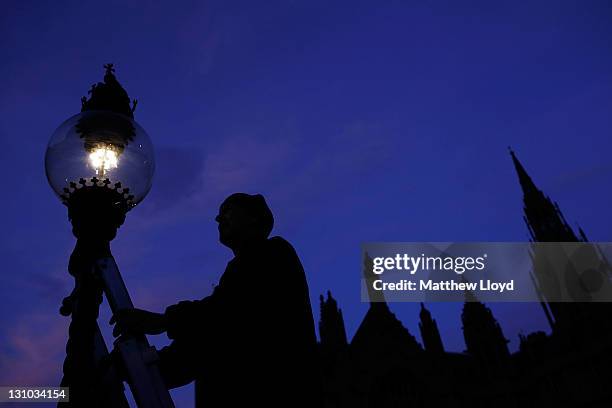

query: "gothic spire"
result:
(418, 303), (444, 353)
(509, 147), (538, 195)
(509, 148), (579, 242)
(461, 301), (509, 366)
(319, 291), (348, 351)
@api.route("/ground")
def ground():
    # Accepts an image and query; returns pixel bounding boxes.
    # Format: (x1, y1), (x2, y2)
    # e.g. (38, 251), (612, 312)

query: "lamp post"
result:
(45, 64), (174, 408)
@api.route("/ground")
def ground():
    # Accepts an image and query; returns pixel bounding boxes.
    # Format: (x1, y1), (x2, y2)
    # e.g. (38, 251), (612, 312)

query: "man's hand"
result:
(110, 308), (168, 337)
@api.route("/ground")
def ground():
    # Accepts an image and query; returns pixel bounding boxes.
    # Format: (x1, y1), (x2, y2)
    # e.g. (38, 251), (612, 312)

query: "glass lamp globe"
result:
(45, 110), (155, 212)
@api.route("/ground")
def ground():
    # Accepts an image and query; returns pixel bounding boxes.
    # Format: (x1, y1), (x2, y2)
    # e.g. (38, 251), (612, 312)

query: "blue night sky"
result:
(1, 1), (611, 406)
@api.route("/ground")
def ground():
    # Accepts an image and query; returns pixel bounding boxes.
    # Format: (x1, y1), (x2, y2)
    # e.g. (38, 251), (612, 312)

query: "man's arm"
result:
(163, 292), (221, 340)
(156, 338), (198, 389)
(110, 289), (221, 339)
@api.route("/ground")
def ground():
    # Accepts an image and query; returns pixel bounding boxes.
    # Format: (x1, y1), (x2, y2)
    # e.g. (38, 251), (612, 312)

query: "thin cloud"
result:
(0, 311), (67, 386)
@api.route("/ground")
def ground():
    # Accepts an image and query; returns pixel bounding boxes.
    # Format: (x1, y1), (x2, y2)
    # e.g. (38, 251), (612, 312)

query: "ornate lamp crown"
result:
(81, 63), (138, 118)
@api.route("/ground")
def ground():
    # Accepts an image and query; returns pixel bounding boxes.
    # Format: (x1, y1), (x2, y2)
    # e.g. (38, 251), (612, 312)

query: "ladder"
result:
(94, 256), (175, 408)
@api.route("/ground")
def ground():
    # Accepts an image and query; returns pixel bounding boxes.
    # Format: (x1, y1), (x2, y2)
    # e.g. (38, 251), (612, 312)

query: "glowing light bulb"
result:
(89, 146), (119, 176)
(46, 111), (155, 208)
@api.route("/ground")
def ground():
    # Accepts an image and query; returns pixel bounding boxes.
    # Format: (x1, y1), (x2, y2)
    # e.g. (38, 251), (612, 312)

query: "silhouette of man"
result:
(111, 193), (319, 407)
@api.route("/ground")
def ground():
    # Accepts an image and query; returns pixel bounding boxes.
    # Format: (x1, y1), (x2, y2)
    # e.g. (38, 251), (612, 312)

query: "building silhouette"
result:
(318, 151), (612, 407)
